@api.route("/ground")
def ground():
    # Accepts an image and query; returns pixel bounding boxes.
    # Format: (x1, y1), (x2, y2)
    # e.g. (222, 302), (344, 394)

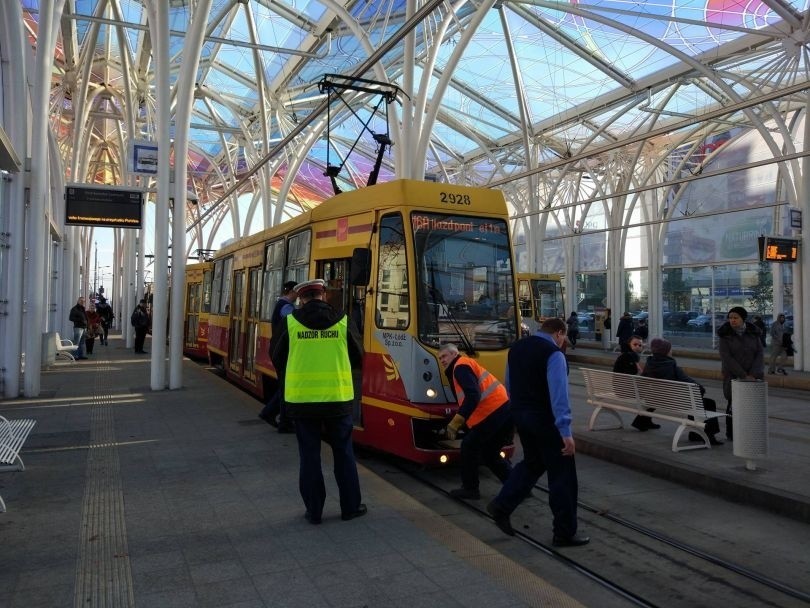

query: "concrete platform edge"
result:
(575, 434), (810, 522)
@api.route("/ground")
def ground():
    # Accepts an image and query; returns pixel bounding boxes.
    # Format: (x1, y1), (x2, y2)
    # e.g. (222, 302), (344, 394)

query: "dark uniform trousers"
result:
(460, 409), (513, 491)
(496, 410), (579, 539)
(294, 413), (361, 520)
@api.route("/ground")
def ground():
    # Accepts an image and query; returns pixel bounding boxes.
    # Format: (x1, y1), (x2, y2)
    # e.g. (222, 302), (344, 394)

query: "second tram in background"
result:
(184, 179), (519, 465)
(516, 273), (565, 335)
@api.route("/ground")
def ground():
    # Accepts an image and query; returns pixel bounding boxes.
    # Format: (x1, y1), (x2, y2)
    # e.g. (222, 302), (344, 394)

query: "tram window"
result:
(262, 240), (285, 320)
(412, 212), (516, 349)
(287, 230), (311, 285)
(202, 269), (212, 313)
(220, 257), (233, 313)
(377, 214), (410, 329)
(211, 260), (224, 313)
(319, 260), (349, 313)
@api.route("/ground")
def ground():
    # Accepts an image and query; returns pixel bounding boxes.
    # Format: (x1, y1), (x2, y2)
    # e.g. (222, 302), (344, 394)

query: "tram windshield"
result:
(412, 212), (517, 350)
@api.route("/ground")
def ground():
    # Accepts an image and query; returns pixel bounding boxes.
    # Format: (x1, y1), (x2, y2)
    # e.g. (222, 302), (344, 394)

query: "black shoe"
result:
(341, 504), (368, 521)
(304, 511), (321, 525)
(631, 419), (649, 432)
(688, 432), (704, 442)
(778, 368), (788, 376)
(708, 436), (724, 446)
(277, 424), (295, 434)
(486, 500), (515, 536)
(552, 533), (590, 547)
(258, 413), (278, 428)
(449, 487), (481, 500)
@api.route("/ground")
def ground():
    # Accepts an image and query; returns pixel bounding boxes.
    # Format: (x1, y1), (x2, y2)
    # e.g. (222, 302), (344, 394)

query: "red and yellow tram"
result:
(191, 179), (519, 465)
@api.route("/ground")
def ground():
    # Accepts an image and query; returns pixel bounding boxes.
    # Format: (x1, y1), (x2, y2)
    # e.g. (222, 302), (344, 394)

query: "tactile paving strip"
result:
(73, 359), (135, 607)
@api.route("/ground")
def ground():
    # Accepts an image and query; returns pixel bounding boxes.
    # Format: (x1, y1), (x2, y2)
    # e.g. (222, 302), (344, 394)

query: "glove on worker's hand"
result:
(446, 414), (466, 440)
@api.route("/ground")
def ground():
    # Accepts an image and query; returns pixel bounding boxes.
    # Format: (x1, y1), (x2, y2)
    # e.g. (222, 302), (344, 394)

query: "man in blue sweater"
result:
(486, 317), (589, 547)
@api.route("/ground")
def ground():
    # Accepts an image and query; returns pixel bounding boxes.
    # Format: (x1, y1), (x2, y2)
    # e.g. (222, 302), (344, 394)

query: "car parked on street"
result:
(687, 313), (726, 331)
(664, 311), (699, 328)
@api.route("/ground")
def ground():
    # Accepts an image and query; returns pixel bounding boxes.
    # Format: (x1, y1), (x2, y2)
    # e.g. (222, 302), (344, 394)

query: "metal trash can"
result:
(42, 332), (57, 366)
(731, 379), (768, 470)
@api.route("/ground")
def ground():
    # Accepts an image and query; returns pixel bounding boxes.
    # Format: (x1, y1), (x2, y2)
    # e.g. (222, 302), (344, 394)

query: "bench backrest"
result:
(581, 368), (705, 417)
(54, 332), (77, 352)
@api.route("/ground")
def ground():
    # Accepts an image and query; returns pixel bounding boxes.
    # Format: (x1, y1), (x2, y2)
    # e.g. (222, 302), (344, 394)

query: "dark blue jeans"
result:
(460, 414), (513, 491)
(492, 410), (579, 539)
(294, 414), (362, 520)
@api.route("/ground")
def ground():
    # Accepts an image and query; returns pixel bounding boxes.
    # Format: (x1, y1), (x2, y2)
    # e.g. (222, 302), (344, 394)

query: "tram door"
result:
(242, 267), (261, 383)
(229, 270), (245, 374)
(184, 281), (201, 349)
(317, 258), (363, 426)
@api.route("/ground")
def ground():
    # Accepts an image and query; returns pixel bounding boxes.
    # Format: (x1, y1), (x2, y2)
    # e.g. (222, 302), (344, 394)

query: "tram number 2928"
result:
(439, 191), (472, 205)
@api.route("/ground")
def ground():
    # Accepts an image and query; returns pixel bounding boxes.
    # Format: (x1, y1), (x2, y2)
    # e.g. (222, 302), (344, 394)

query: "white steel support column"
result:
(797, 100), (810, 371)
(1, 1), (28, 398)
(24, 1), (64, 397)
(124, 232), (135, 349)
(170, 0), (213, 389)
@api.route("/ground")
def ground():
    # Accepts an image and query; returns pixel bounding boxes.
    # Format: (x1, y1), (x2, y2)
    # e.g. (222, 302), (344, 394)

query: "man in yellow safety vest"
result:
(271, 279), (365, 525)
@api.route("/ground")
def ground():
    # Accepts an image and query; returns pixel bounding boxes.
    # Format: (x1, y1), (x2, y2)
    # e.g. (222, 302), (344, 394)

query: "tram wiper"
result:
(428, 280), (476, 356)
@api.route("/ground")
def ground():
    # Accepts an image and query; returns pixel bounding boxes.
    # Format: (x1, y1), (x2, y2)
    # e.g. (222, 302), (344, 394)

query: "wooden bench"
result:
(579, 368), (726, 452)
(0, 415), (37, 512)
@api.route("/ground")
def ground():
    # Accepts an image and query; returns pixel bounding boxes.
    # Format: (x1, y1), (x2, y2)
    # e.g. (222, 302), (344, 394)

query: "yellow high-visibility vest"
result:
(284, 315), (353, 403)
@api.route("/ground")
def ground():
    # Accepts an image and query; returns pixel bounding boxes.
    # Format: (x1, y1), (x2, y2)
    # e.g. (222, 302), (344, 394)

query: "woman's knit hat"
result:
(649, 337), (672, 356)
(728, 306), (748, 321)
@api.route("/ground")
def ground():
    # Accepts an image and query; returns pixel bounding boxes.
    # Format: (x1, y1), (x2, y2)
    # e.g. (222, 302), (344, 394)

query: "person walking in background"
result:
(486, 318), (589, 547)
(768, 313), (789, 376)
(271, 279), (365, 525)
(753, 315), (767, 348)
(615, 312), (634, 349)
(259, 281), (299, 432)
(84, 302), (102, 355)
(96, 296), (114, 345)
(717, 307), (764, 441)
(69, 296), (89, 360)
(131, 299), (150, 354)
(635, 318), (649, 342)
(641, 337), (722, 445)
(566, 312), (579, 349)
(601, 308), (612, 351)
(438, 343), (513, 500)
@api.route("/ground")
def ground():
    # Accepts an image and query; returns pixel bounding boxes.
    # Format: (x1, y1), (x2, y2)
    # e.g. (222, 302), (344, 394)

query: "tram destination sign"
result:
(65, 184), (144, 228)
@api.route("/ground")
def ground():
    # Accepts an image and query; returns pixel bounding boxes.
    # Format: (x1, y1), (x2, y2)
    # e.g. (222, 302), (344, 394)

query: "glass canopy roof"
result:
(21, 0), (810, 246)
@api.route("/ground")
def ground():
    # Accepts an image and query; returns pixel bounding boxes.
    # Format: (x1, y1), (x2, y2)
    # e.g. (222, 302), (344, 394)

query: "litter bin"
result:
(731, 379), (768, 470)
(42, 332), (57, 367)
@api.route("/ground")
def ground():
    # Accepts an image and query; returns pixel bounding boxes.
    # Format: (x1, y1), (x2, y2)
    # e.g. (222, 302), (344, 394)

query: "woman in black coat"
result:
(716, 306), (764, 440)
(615, 312), (634, 348)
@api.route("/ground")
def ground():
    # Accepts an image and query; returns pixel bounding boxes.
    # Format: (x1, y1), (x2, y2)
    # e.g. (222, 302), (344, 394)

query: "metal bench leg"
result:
(671, 424), (709, 452)
(588, 406), (624, 431)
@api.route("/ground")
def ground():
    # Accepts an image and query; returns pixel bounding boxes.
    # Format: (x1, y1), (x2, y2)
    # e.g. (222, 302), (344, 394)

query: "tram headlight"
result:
(426, 388), (437, 398)
(439, 454), (448, 464)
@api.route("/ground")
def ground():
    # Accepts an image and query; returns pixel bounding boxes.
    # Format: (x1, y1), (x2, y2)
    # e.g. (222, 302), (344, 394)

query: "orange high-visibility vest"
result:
(453, 356), (508, 427)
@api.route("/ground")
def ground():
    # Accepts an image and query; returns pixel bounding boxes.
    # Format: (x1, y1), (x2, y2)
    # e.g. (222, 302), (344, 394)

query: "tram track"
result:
(373, 456), (810, 608)
(532, 482), (810, 604)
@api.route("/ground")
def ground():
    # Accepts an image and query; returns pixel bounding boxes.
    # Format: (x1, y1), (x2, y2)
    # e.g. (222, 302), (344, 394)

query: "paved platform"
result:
(566, 343), (810, 521)
(0, 337), (584, 608)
